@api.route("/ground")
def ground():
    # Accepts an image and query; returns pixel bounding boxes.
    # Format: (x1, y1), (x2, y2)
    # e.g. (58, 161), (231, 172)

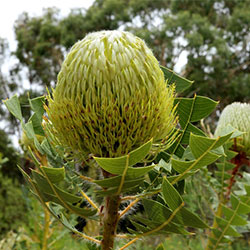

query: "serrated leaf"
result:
(17, 165), (34, 190)
(169, 95), (217, 157)
(231, 194), (250, 214)
(175, 96), (218, 125)
(142, 199), (175, 223)
(181, 123), (206, 144)
(32, 170), (81, 203)
(176, 207), (208, 228)
(156, 244), (164, 250)
(167, 173), (193, 183)
(215, 124), (245, 139)
(225, 150), (238, 161)
(221, 205), (247, 225)
(29, 96), (45, 119)
(245, 185), (250, 196)
(23, 121), (44, 153)
(160, 65), (193, 92)
(162, 177), (183, 210)
(94, 175), (145, 188)
(41, 166), (65, 183)
(171, 153), (219, 174)
(3, 95), (23, 121)
(190, 133), (232, 159)
(215, 171), (231, 180)
(215, 217), (241, 236)
(126, 165), (155, 179)
(94, 139), (152, 174)
(32, 181), (97, 217)
(95, 184), (140, 196)
(130, 221), (149, 233)
(158, 159), (172, 172)
(132, 216), (190, 235)
(28, 113), (45, 136)
(216, 162), (235, 171)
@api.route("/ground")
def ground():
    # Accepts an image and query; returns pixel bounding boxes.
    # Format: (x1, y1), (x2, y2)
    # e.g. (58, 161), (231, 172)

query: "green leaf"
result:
(215, 124), (245, 139)
(245, 185), (250, 196)
(94, 175), (145, 188)
(95, 184), (141, 196)
(171, 153), (219, 174)
(160, 66), (193, 93)
(190, 133), (232, 159)
(3, 95), (23, 121)
(142, 199), (175, 224)
(94, 139), (152, 174)
(168, 95), (217, 157)
(32, 170), (81, 203)
(29, 96), (45, 119)
(37, 189), (96, 217)
(167, 173), (193, 183)
(28, 96), (45, 136)
(156, 244), (164, 250)
(215, 171), (231, 180)
(221, 205), (247, 226)
(231, 194), (250, 214)
(162, 177), (183, 210)
(216, 162), (235, 171)
(132, 216), (190, 235)
(181, 123), (206, 144)
(126, 165), (155, 179)
(175, 96), (218, 125)
(17, 165), (35, 191)
(170, 133), (232, 184)
(176, 207), (208, 228)
(215, 217), (241, 236)
(41, 166), (65, 183)
(28, 113), (45, 136)
(23, 121), (44, 153)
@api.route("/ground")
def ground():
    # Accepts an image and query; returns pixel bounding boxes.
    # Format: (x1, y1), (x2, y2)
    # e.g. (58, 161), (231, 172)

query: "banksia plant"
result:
(5, 30), (238, 250)
(215, 102), (250, 155)
(20, 131), (44, 152)
(45, 30), (177, 159)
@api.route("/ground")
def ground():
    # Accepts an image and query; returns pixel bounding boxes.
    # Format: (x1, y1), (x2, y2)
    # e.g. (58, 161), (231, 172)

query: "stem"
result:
(42, 204), (50, 250)
(119, 198), (140, 218)
(80, 190), (100, 213)
(118, 238), (139, 250)
(101, 195), (121, 250)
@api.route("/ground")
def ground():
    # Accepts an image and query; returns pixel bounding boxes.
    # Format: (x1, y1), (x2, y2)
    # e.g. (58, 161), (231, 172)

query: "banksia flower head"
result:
(45, 30), (177, 158)
(215, 102), (250, 155)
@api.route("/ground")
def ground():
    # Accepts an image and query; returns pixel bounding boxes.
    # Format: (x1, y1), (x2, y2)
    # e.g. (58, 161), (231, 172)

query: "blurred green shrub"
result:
(0, 172), (27, 239)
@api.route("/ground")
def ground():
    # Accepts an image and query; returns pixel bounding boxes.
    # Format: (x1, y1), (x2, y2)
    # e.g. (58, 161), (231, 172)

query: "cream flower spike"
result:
(45, 30), (178, 158)
(215, 102), (250, 155)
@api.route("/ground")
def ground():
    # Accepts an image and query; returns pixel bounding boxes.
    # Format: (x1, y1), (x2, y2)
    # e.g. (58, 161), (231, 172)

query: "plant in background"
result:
(205, 102), (250, 249)
(0, 171), (27, 239)
(215, 102), (250, 155)
(3, 30), (248, 250)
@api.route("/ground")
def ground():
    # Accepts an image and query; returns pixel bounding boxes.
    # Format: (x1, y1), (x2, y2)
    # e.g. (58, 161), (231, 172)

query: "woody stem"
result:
(101, 195), (121, 250)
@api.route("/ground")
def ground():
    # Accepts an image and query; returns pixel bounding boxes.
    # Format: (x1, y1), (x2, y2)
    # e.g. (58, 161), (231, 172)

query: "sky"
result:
(0, 0), (94, 51)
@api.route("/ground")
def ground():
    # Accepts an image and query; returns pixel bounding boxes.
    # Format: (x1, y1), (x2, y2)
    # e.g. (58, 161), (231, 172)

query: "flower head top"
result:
(45, 30), (177, 158)
(215, 102), (250, 155)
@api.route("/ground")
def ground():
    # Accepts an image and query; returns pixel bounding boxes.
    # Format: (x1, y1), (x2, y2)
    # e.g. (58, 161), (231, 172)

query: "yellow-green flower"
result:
(45, 30), (177, 158)
(215, 102), (250, 155)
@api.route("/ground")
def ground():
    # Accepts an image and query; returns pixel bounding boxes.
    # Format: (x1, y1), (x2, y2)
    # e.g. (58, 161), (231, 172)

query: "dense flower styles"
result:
(215, 102), (250, 155)
(46, 30), (177, 158)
